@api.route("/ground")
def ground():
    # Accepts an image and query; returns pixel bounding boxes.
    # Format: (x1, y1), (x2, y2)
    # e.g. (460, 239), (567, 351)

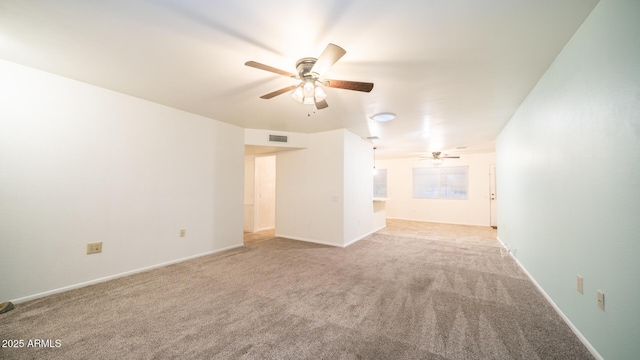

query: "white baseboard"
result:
(343, 226), (385, 247)
(255, 226), (275, 232)
(274, 233), (342, 247)
(386, 216), (489, 227)
(496, 237), (603, 360)
(11, 243), (244, 304)
(276, 227), (384, 249)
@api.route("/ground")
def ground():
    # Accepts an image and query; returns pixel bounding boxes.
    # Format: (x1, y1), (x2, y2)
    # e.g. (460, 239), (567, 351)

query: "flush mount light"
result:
(371, 112), (396, 122)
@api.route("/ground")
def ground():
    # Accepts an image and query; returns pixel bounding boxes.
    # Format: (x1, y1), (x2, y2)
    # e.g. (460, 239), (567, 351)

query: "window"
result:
(373, 169), (387, 197)
(412, 166), (468, 199)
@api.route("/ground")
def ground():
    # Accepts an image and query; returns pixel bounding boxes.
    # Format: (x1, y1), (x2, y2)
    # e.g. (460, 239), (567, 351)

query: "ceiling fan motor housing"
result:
(296, 57), (319, 79)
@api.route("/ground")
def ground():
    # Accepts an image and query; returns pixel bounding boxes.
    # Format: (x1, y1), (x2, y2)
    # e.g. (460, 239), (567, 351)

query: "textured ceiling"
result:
(0, 0), (599, 158)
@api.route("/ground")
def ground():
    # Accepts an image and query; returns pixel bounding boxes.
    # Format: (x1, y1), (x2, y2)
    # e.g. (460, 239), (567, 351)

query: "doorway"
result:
(254, 155), (276, 231)
(243, 154), (276, 234)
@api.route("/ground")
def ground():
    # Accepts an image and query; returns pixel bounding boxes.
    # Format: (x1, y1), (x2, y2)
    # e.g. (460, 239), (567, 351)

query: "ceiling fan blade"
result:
(259, 85), (297, 99)
(245, 61), (296, 78)
(315, 99), (328, 110)
(325, 79), (374, 92)
(311, 43), (346, 76)
(442, 156), (460, 159)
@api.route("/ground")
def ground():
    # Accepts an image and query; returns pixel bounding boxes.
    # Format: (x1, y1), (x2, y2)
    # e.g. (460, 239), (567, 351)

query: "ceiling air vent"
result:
(269, 134), (288, 143)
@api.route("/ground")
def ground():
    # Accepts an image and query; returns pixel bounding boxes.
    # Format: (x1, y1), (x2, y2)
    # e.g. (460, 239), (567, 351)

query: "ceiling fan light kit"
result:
(291, 79), (327, 105)
(314, 86), (327, 101)
(245, 43), (374, 110)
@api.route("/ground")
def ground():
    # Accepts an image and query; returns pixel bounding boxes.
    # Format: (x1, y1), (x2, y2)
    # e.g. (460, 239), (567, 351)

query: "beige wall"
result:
(376, 152), (496, 226)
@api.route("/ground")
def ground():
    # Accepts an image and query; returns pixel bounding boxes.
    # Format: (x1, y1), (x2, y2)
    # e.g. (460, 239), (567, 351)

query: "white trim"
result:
(274, 233), (342, 247)
(387, 216), (489, 227)
(496, 237), (603, 360)
(255, 226), (275, 232)
(343, 227), (384, 247)
(11, 244), (244, 304)
(276, 227), (383, 249)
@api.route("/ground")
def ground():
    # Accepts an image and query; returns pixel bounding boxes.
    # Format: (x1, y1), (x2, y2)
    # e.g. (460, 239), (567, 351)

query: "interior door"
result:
(490, 164), (497, 228)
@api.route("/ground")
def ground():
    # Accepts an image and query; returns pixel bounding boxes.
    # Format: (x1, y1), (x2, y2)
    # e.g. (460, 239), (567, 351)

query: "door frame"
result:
(489, 164), (497, 229)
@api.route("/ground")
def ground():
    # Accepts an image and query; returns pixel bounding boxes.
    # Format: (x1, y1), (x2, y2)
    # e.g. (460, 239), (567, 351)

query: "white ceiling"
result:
(0, 0), (599, 158)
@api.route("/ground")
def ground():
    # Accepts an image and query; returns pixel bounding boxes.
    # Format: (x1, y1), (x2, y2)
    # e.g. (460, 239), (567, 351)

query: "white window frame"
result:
(373, 168), (387, 197)
(412, 166), (468, 199)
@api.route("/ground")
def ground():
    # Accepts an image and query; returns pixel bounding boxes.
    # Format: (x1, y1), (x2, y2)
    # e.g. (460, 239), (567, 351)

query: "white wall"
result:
(377, 152), (496, 226)
(276, 129), (374, 247)
(0, 60), (245, 302)
(276, 130), (345, 246)
(243, 155), (255, 232)
(496, 0), (640, 358)
(244, 128), (309, 149)
(343, 131), (375, 245)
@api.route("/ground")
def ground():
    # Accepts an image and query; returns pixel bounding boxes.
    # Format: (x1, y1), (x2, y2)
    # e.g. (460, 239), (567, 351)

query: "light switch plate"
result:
(597, 290), (605, 311)
(577, 275), (583, 294)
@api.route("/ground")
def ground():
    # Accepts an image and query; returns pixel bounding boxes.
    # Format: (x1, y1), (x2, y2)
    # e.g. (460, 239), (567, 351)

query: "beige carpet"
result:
(0, 220), (593, 359)
(243, 228), (276, 246)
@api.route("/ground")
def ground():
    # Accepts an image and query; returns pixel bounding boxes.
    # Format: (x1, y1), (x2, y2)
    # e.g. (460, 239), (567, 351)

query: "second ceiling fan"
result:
(245, 43), (374, 110)
(419, 152), (461, 167)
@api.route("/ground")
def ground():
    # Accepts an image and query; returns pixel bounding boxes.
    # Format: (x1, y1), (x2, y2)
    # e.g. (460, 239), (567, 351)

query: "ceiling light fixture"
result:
(371, 112), (396, 122)
(291, 79), (326, 105)
(373, 147), (378, 175)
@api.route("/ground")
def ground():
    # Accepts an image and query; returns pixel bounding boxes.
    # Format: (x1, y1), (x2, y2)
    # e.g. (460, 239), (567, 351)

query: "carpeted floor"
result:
(243, 228), (275, 246)
(0, 220), (593, 359)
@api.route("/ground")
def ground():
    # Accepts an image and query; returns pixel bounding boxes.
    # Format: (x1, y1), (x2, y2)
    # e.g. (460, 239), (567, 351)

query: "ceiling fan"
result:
(419, 152), (461, 166)
(245, 43), (374, 110)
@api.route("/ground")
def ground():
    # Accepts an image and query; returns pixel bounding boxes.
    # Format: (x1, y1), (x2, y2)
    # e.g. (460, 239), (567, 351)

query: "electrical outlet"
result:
(597, 290), (605, 311)
(86, 242), (102, 254)
(577, 275), (583, 294)
(180, 229), (186, 237)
